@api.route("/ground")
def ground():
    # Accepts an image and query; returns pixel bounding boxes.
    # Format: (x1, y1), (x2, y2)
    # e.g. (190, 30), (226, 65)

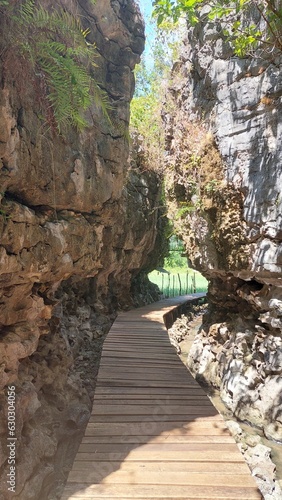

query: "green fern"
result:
(10, 0), (109, 132)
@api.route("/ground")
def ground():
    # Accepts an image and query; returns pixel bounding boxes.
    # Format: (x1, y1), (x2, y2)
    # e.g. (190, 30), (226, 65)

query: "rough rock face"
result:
(164, 11), (282, 441)
(0, 2), (164, 498)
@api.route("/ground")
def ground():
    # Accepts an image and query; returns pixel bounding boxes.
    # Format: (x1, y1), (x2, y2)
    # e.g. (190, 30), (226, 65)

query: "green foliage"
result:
(184, 154), (201, 169)
(204, 178), (219, 194)
(152, 0), (282, 56)
(164, 252), (187, 269)
(164, 235), (187, 269)
(130, 23), (182, 169)
(130, 76), (162, 167)
(0, 209), (9, 223)
(130, 84), (163, 166)
(152, 0), (203, 25)
(149, 269), (208, 295)
(1, 0), (109, 133)
(176, 203), (196, 219)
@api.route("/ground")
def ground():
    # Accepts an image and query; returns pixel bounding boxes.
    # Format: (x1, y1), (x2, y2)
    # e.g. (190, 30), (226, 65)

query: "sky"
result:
(138, 0), (153, 20)
(137, 0), (156, 67)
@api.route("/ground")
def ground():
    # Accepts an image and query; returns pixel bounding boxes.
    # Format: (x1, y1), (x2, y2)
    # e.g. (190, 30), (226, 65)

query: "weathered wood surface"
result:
(62, 295), (261, 500)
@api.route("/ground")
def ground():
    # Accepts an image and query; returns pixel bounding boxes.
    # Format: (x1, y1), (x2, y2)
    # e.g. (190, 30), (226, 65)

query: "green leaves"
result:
(6, 0), (110, 133)
(38, 44), (92, 131)
(153, 0), (203, 26)
(152, 0), (282, 56)
(233, 24), (263, 56)
(130, 21), (181, 169)
(207, 5), (233, 20)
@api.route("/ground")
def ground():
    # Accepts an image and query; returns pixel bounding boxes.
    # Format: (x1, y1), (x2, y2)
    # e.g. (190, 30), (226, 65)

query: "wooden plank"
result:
(93, 393), (208, 399)
(94, 389), (210, 396)
(103, 342), (172, 347)
(67, 469), (256, 487)
(102, 349), (176, 355)
(101, 356), (179, 362)
(77, 442), (240, 454)
(103, 345), (173, 350)
(104, 337), (171, 341)
(103, 347), (174, 352)
(97, 373), (190, 380)
(98, 370), (197, 379)
(101, 352), (178, 360)
(103, 350), (174, 355)
(70, 460), (251, 475)
(99, 360), (183, 367)
(62, 497), (258, 500)
(98, 375), (200, 389)
(97, 381), (203, 389)
(103, 342), (173, 347)
(97, 374), (192, 383)
(62, 484), (261, 499)
(75, 450), (243, 462)
(102, 361), (183, 368)
(104, 336), (170, 340)
(93, 394), (211, 400)
(84, 421), (229, 436)
(101, 360), (187, 372)
(98, 367), (189, 376)
(105, 336), (170, 340)
(81, 434), (235, 444)
(91, 405), (217, 415)
(92, 398), (213, 406)
(94, 387), (207, 396)
(89, 413), (220, 423)
(62, 496), (257, 500)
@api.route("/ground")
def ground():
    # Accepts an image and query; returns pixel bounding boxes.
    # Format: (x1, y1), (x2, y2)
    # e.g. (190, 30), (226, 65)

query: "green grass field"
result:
(148, 269), (208, 297)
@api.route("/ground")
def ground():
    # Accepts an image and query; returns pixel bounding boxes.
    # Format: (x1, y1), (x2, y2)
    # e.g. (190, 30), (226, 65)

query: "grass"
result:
(148, 268), (208, 297)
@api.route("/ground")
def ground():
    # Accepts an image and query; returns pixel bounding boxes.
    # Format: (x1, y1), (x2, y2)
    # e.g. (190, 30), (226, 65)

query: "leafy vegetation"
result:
(164, 235), (188, 269)
(130, 24), (181, 170)
(176, 203), (196, 219)
(0, 0), (109, 133)
(152, 0), (282, 56)
(130, 60), (164, 168)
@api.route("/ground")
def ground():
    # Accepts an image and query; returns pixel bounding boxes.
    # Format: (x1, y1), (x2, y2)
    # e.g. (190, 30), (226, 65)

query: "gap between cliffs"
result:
(0, 1), (282, 500)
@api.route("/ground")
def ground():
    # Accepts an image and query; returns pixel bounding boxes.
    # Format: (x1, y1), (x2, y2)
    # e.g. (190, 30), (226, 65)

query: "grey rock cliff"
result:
(164, 14), (282, 441)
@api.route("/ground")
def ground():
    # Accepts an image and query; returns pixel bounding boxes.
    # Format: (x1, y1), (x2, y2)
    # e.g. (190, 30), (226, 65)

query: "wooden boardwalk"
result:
(62, 295), (261, 500)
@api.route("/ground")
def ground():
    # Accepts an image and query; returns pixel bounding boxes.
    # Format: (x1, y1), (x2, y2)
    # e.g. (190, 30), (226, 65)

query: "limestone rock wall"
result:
(165, 13), (282, 440)
(0, 2), (164, 498)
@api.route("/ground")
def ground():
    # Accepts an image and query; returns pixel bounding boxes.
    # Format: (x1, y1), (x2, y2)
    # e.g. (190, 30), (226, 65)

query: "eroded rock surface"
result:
(164, 11), (282, 441)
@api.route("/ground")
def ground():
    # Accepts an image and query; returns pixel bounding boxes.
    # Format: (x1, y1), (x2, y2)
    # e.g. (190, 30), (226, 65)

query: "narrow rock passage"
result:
(62, 296), (261, 500)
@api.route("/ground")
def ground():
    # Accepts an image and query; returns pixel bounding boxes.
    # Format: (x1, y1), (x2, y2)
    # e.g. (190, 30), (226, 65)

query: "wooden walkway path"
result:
(62, 295), (261, 500)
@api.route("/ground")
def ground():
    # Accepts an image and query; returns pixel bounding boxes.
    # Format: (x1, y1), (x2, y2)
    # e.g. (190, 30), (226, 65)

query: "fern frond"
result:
(81, 27), (91, 38)
(90, 81), (113, 123)
(18, 0), (35, 24)
(10, 0), (112, 133)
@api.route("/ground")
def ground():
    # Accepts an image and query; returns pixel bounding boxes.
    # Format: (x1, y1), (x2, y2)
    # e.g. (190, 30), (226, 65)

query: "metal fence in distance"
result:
(148, 270), (208, 298)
